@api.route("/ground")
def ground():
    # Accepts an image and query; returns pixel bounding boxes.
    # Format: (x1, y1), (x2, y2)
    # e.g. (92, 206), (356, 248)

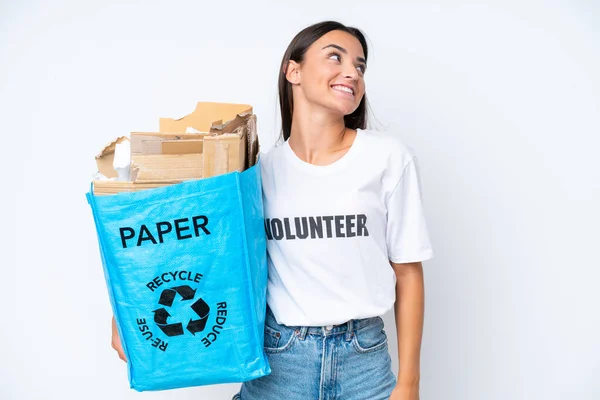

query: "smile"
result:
(331, 85), (354, 97)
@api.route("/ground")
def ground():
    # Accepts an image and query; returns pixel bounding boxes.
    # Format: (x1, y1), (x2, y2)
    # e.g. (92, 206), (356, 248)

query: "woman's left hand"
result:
(389, 383), (419, 400)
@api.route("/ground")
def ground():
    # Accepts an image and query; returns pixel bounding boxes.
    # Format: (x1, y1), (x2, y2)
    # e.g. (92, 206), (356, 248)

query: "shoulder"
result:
(358, 128), (417, 174)
(257, 139), (286, 175)
(258, 139), (284, 158)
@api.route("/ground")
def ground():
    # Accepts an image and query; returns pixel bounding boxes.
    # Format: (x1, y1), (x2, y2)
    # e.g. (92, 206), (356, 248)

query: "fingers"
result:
(111, 316), (128, 363)
(111, 336), (127, 362)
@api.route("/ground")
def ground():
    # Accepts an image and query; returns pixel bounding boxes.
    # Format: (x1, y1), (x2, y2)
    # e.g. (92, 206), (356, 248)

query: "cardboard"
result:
(93, 180), (180, 196)
(92, 101), (261, 196)
(162, 139), (204, 154)
(130, 132), (209, 155)
(210, 111), (259, 171)
(95, 136), (129, 178)
(202, 130), (246, 178)
(131, 154), (203, 182)
(159, 102), (252, 134)
(245, 114), (259, 169)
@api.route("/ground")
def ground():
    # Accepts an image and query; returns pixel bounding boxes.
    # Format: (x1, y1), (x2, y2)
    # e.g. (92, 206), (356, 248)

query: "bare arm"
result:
(389, 260), (424, 399)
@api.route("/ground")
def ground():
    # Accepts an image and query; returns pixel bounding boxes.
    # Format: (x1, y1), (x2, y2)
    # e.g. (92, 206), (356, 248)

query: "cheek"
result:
(304, 63), (336, 85)
(358, 79), (366, 92)
(356, 81), (366, 99)
(303, 72), (334, 97)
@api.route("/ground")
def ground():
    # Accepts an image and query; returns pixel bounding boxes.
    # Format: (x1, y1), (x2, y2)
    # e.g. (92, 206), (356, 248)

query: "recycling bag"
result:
(86, 159), (271, 391)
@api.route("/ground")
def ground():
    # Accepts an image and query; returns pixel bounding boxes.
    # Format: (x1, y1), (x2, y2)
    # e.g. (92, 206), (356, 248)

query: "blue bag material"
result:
(86, 158), (270, 391)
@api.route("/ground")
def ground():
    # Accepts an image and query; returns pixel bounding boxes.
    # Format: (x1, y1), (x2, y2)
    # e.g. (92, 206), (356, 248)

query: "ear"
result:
(284, 60), (301, 85)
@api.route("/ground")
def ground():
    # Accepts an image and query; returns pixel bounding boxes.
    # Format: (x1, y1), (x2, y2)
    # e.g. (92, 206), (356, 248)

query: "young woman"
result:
(112, 20), (434, 400)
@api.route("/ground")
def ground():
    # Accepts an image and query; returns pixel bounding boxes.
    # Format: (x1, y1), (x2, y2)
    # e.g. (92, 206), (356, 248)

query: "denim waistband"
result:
(265, 305), (382, 340)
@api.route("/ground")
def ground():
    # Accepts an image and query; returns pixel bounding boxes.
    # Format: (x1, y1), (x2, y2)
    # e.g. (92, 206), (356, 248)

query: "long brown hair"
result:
(278, 21), (370, 142)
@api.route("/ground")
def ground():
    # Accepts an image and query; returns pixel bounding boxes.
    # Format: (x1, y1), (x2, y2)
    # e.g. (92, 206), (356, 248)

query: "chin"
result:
(307, 94), (359, 117)
(327, 94), (360, 114)
(334, 102), (359, 117)
(318, 99), (353, 116)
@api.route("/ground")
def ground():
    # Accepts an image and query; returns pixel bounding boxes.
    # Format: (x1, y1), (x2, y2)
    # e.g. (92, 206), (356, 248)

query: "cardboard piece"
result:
(162, 139), (203, 154)
(202, 132), (246, 178)
(130, 132), (209, 155)
(159, 102), (252, 133)
(209, 110), (259, 171)
(131, 154), (203, 182)
(92, 180), (183, 195)
(246, 114), (259, 169)
(95, 136), (129, 178)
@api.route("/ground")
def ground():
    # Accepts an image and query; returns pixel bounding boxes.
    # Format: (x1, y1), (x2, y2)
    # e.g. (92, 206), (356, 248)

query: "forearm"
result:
(392, 262), (425, 385)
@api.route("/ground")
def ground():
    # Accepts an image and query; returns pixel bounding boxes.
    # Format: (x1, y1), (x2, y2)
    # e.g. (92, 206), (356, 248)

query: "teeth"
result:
(332, 85), (353, 95)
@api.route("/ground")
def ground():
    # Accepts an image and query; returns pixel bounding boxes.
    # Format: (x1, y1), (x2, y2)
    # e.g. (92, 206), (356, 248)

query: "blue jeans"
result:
(232, 305), (397, 400)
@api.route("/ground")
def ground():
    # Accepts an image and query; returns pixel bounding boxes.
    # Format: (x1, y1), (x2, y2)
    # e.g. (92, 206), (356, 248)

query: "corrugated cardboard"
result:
(130, 132), (209, 155)
(162, 139), (203, 154)
(202, 131), (246, 178)
(95, 136), (129, 178)
(246, 114), (259, 169)
(210, 110), (251, 134)
(159, 102), (252, 133)
(131, 154), (203, 182)
(93, 180), (181, 196)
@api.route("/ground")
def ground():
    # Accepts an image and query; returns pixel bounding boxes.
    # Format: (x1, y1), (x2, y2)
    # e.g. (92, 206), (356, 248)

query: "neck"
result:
(288, 101), (349, 164)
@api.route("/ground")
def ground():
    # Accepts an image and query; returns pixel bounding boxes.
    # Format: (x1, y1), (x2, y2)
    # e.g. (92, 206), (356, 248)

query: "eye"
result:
(328, 51), (366, 75)
(327, 51), (342, 62)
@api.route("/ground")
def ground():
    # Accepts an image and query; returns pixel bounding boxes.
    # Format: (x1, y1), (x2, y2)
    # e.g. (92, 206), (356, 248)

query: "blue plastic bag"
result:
(86, 159), (270, 391)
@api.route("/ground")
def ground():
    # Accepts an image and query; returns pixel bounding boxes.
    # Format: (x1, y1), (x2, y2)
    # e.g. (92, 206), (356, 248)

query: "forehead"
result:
(309, 30), (365, 58)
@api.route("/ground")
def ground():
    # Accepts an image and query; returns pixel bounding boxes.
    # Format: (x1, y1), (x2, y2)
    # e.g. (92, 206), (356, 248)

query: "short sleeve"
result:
(386, 156), (435, 263)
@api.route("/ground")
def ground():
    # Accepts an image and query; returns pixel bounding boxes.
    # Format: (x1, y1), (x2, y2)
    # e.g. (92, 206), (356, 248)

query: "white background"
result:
(1, 1), (599, 399)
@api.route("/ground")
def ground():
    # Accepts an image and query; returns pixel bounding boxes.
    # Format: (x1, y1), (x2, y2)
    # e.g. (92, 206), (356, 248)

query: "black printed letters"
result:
(264, 214), (369, 241)
(119, 215), (211, 248)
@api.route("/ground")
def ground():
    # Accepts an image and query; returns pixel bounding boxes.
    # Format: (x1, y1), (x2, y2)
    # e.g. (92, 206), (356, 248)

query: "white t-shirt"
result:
(259, 128), (434, 326)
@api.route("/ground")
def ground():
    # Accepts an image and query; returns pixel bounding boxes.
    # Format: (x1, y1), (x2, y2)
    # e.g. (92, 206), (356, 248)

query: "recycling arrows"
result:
(158, 285), (197, 307)
(153, 308), (184, 337)
(153, 285), (210, 337)
(187, 298), (210, 335)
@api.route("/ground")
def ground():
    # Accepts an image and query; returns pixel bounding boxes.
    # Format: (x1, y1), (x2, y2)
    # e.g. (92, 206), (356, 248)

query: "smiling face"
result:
(286, 30), (367, 117)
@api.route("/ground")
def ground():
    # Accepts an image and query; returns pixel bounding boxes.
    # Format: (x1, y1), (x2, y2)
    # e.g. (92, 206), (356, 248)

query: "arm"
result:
(389, 260), (424, 400)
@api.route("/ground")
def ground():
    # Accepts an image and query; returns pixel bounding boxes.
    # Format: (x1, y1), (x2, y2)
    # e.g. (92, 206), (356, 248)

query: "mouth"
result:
(331, 84), (355, 98)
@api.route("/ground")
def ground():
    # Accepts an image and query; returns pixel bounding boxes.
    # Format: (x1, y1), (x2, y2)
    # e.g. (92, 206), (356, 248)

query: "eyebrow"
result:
(322, 44), (367, 65)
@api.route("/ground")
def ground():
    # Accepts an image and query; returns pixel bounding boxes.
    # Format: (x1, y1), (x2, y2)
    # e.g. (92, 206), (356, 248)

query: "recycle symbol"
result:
(152, 285), (210, 337)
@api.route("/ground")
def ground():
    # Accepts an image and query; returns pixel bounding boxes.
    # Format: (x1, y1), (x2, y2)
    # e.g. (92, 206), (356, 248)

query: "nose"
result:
(342, 62), (359, 81)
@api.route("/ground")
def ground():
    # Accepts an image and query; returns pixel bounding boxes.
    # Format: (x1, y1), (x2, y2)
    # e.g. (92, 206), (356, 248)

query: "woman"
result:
(113, 20), (434, 400)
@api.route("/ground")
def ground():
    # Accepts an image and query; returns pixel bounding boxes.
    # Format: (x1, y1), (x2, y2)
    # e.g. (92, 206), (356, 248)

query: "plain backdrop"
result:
(1, 1), (599, 399)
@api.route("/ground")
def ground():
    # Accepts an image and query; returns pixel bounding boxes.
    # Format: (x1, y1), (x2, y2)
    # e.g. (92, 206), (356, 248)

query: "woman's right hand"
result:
(111, 315), (127, 362)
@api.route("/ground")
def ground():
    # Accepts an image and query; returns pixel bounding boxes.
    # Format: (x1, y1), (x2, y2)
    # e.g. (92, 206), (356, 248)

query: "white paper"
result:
(92, 171), (109, 181)
(185, 126), (202, 134)
(113, 140), (131, 181)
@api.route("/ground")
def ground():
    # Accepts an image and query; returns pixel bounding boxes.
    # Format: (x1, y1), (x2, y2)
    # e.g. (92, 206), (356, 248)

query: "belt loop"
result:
(297, 326), (308, 340)
(345, 319), (354, 341)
